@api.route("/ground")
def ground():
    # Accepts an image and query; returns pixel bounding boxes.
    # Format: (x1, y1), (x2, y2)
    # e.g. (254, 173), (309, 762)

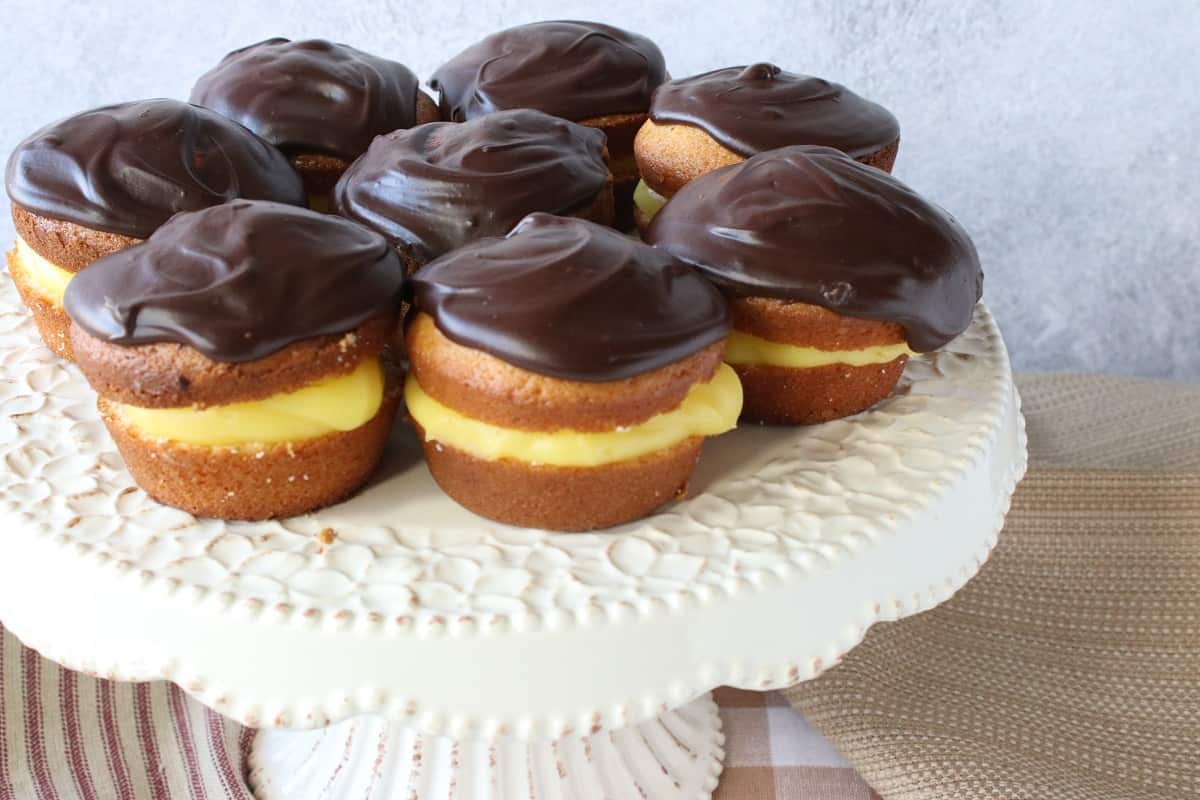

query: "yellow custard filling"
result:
(633, 179), (669, 221)
(119, 358), (385, 447)
(406, 362), (743, 467)
(11, 236), (74, 306)
(724, 330), (915, 368)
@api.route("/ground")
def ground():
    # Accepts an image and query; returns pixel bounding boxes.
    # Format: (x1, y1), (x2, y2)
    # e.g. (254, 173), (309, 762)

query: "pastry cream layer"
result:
(633, 179), (669, 220)
(11, 236), (74, 306)
(725, 330), (914, 368)
(407, 362), (743, 467)
(118, 358), (385, 447)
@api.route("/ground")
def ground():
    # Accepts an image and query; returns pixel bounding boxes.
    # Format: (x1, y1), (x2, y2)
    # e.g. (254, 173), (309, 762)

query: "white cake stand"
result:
(0, 274), (1026, 799)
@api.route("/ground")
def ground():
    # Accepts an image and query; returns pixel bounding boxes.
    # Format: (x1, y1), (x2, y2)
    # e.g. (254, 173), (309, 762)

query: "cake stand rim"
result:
(1, 302), (1013, 628)
(0, 295), (1026, 736)
(0, 414), (1024, 736)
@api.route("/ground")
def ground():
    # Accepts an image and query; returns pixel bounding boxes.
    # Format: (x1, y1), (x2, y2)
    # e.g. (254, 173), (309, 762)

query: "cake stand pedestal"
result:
(250, 696), (723, 799)
(0, 280), (1025, 799)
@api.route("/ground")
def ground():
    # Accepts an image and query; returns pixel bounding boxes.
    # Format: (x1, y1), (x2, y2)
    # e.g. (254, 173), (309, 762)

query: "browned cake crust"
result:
(414, 89), (443, 126)
(7, 246), (74, 359)
(416, 427), (704, 531)
(568, 174), (616, 229)
(634, 120), (744, 198)
(734, 358), (907, 425)
(396, 250), (425, 276)
(730, 298), (909, 425)
(633, 119), (900, 198)
(291, 153), (351, 211)
(11, 205), (140, 273)
(731, 298), (906, 349)
(406, 312), (724, 432)
(857, 138), (899, 173)
(579, 111), (644, 180)
(298, 89), (442, 212)
(72, 314), (397, 409)
(98, 381), (401, 521)
(579, 111), (645, 230)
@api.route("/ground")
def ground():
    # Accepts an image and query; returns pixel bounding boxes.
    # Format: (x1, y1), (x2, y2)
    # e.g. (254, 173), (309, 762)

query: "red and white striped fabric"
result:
(0, 625), (252, 800)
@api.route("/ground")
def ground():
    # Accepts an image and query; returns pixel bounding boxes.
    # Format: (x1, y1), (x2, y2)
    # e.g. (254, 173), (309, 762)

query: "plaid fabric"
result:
(714, 688), (879, 800)
(0, 622), (869, 799)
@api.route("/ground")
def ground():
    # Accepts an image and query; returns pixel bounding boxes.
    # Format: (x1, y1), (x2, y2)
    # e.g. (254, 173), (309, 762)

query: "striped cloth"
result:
(0, 626), (252, 800)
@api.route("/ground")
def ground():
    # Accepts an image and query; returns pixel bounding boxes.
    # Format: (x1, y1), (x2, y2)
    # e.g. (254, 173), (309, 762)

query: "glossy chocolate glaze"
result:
(412, 213), (729, 381)
(646, 146), (981, 351)
(430, 21), (667, 123)
(190, 38), (421, 160)
(64, 201), (405, 362)
(650, 64), (899, 158)
(333, 110), (610, 261)
(5, 99), (305, 238)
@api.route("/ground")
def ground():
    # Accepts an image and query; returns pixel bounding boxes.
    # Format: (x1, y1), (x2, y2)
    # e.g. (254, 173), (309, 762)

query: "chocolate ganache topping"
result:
(190, 38), (421, 160)
(430, 21), (667, 123)
(64, 201), (405, 362)
(333, 110), (611, 260)
(650, 64), (899, 159)
(646, 146), (981, 352)
(412, 213), (729, 381)
(4, 99), (305, 238)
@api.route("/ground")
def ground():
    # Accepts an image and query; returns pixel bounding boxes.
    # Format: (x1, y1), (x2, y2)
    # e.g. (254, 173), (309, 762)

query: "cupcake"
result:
(406, 213), (740, 531)
(63, 201), (406, 520)
(430, 21), (667, 230)
(633, 64), (900, 231)
(647, 146), (981, 425)
(190, 38), (439, 209)
(4, 99), (305, 360)
(333, 109), (614, 272)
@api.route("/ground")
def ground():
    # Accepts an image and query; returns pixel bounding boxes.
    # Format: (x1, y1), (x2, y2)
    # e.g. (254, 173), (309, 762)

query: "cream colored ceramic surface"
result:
(251, 694), (724, 800)
(0, 273), (1026, 736)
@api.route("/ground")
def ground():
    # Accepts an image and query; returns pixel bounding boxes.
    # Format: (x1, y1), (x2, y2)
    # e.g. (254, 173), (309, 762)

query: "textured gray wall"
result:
(3, 0), (1197, 379)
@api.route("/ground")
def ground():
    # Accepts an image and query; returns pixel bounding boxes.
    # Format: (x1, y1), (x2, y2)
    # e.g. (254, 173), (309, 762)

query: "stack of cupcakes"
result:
(3, 21), (983, 531)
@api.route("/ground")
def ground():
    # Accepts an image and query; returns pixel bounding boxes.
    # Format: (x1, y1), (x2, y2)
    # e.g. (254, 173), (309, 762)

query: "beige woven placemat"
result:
(786, 373), (1200, 800)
